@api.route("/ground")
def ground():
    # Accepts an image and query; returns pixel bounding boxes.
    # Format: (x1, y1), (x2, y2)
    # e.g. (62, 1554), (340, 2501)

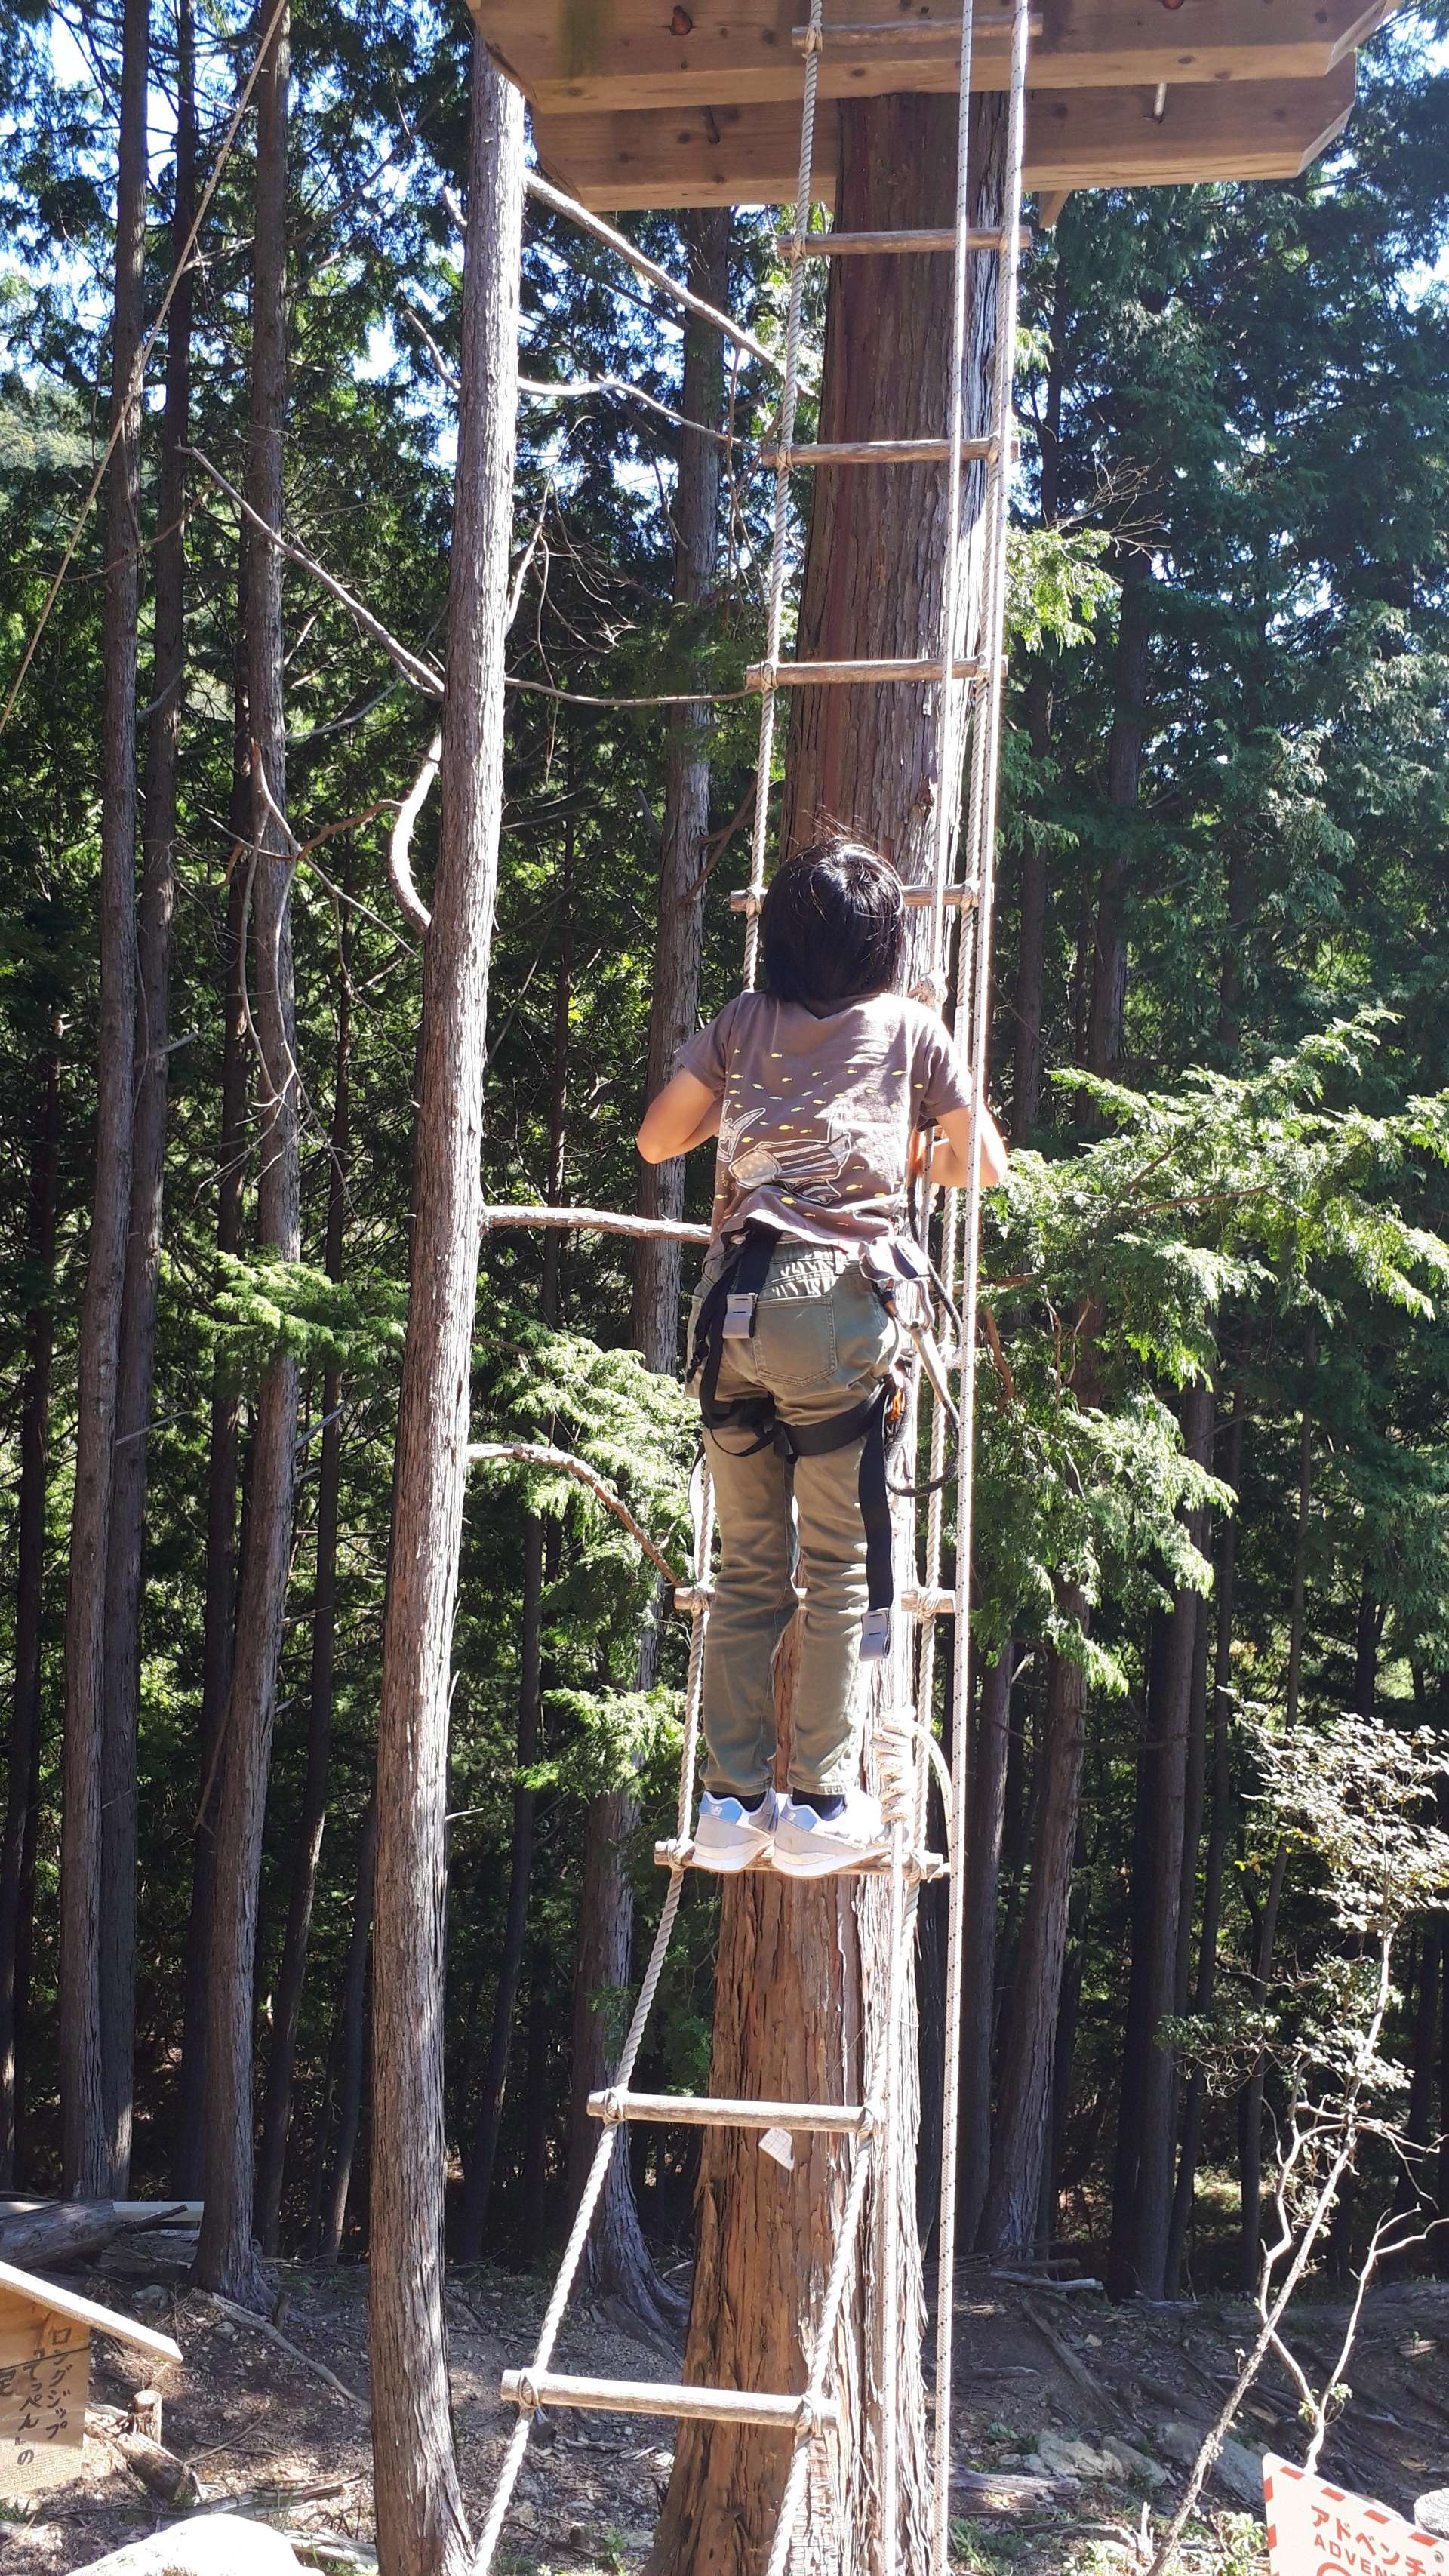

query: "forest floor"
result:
(6, 2225), (1449, 2576)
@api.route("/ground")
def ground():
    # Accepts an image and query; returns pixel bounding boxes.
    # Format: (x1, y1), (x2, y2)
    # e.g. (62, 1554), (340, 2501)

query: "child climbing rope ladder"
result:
(638, 836), (1008, 1878)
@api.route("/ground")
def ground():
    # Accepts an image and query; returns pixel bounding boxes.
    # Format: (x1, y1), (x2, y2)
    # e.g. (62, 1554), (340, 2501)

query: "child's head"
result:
(760, 836), (906, 1008)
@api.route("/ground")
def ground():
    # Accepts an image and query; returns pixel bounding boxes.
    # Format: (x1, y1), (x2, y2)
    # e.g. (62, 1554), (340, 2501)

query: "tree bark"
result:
(1124, 1381), (1214, 2300)
(176, 760), (251, 2194)
(0, 1033), (61, 2187)
(960, 1644), (1011, 2248)
(257, 899), (353, 2253)
(196, 2), (297, 2310)
(629, 208), (729, 1362)
(367, 41), (522, 2576)
(100, 0), (196, 2195)
(980, 1593), (1089, 2260)
(318, 1799), (377, 2264)
(1168, 1390), (1244, 2293)
(1239, 1345), (1314, 2293)
(654, 96), (1008, 2571)
(58, 0), (150, 2202)
(1084, 552), (1150, 1082)
(1008, 253), (1066, 1139)
(574, 220), (730, 2316)
(461, 824), (572, 2258)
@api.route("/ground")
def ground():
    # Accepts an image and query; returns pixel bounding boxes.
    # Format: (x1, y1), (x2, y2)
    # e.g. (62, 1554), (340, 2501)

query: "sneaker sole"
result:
(692, 1832), (773, 1875)
(772, 1837), (889, 1880)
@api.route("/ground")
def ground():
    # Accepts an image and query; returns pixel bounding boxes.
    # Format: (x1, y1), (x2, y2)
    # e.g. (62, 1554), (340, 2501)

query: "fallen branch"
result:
(197, 2293), (367, 2410)
(466, 1441), (686, 1591)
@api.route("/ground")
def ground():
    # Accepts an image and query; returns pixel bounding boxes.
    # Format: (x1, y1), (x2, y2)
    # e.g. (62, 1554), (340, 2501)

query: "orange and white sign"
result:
(1265, 2454), (1448, 2576)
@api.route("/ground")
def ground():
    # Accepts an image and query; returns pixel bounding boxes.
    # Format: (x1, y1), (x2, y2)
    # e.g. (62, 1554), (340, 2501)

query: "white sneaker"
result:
(773, 1787), (891, 1879)
(693, 1787), (783, 1874)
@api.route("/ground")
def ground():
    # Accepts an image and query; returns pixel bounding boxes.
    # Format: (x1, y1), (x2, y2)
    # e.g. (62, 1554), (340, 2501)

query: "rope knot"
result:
(911, 970), (949, 1010)
(514, 2371), (540, 2416)
(598, 2086), (627, 2127)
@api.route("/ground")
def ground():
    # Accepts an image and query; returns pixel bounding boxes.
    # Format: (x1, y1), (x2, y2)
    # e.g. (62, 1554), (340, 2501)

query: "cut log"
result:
(0, 2199), (192, 2269)
(951, 2467), (1083, 2516)
(87, 2408), (202, 2508)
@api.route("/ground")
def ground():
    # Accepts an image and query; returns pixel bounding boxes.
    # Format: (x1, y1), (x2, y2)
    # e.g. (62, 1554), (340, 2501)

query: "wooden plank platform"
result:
(531, 62), (1355, 207)
(472, 0), (1392, 114)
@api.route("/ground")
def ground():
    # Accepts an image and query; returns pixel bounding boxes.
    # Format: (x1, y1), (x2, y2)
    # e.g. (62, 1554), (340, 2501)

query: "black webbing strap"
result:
(777, 1381), (895, 1660)
(689, 1223), (780, 1439)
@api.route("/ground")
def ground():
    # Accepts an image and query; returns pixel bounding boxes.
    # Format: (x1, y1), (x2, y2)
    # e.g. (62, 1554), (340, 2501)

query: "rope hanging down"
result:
(471, 2), (1033, 2564)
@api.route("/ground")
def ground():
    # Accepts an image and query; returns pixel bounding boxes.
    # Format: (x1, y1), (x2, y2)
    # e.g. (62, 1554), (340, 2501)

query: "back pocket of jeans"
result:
(752, 1290), (838, 1391)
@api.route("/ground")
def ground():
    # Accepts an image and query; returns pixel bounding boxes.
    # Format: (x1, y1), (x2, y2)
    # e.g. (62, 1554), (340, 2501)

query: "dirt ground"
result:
(5, 2224), (1449, 2576)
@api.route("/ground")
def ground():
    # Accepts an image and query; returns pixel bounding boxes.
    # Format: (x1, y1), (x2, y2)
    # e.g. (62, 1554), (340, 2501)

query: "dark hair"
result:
(759, 836), (906, 1007)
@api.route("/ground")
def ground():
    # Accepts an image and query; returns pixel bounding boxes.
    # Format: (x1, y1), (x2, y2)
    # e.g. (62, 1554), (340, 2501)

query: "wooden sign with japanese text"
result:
(0, 2285), (89, 2494)
(1265, 2454), (1449, 2576)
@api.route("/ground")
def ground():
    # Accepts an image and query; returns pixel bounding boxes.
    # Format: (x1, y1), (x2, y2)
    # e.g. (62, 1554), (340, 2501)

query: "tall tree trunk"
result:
(461, 822), (574, 2257)
(100, 0), (196, 2193)
(519, 1946), (553, 2258)
(1402, 1922), (1442, 2217)
(57, 0), (150, 2200)
(629, 208), (728, 1362)
(368, 42), (522, 2576)
(1104, 1639), (1158, 2297)
(318, 1798), (377, 2264)
(1124, 1382), (1215, 2299)
(960, 1643), (1011, 2247)
(257, 900), (353, 2252)
(1008, 251), (1066, 1139)
(196, 2), (297, 2309)
(1352, 1569), (1382, 1719)
(1168, 1390), (1244, 2293)
(573, 214), (732, 2322)
(0, 1034), (62, 2185)
(654, 97), (1008, 2572)
(176, 767), (251, 2192)
(1239, 1343), (1314, 2293)
(1084, 552), (1150, 1082)
(980, 1594), (1088, 2259)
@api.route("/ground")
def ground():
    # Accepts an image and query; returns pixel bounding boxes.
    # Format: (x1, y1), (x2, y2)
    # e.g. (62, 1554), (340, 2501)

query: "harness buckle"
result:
(722, 1291), (757, 1340)
(860, 1608), (891, 1661)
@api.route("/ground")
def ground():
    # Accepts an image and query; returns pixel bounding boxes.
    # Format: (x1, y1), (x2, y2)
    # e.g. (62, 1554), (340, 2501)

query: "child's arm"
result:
(929, 1100), (1008, 1192)
(637, 1067), (722, 1164)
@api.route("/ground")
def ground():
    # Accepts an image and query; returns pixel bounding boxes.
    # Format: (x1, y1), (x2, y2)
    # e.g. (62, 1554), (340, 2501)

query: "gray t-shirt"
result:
(674, 989), (974, 1248)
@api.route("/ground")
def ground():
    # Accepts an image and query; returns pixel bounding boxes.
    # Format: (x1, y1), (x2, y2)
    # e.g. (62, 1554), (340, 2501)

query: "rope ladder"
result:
(473, 5), (1034, 2564)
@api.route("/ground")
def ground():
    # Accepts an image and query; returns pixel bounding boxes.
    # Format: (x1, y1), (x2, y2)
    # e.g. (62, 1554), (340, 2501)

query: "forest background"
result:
(2, 0), (1449, 2328)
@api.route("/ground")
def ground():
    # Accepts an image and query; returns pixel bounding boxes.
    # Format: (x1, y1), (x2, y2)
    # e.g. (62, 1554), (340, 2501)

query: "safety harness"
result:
(687, 1223), (918, 1660)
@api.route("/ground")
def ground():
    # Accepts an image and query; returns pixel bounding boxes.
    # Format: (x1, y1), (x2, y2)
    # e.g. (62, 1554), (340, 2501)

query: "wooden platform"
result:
(470, 0), (1388, 203)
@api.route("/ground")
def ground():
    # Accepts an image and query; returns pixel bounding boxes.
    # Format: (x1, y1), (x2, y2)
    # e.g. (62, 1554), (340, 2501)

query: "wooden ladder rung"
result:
(762, 437), (1005, 469)
(780, 227), (1030, 260)
(588, 2088), (872, 2135)
(747, 655), (989, 690)
(655, 1836), (949, 1883)
(500, 2370), (838, 2431)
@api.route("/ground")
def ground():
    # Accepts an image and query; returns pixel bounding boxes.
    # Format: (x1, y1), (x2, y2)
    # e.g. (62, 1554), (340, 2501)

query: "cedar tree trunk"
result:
(1083, 552), (1150, 1082)
(318, 1797), (377, 2263)
(368, 41), (522, 2576)
(0, 1034), (61, 2184)
(59, 0), (150, 2199)
(980, 1590), (1088, 2258)
(960, 1643), (1011, 2247)
(257, 901), (353, 2251)
(573, 212), (731, 2325)
(195, 2), (297, 2308)
(100, 0), (195, 2189)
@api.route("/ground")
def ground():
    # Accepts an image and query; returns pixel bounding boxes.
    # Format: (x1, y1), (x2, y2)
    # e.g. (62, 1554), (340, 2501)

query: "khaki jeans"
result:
(688, 1239), (901, 1798)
